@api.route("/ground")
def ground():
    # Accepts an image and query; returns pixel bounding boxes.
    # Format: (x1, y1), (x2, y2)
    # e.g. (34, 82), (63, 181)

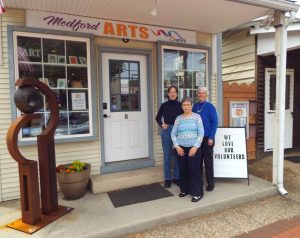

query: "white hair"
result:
(197, 86), (209, 96)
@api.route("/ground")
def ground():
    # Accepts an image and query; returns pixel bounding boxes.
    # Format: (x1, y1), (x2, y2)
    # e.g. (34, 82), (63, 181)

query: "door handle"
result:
(103, 114), (110, 118)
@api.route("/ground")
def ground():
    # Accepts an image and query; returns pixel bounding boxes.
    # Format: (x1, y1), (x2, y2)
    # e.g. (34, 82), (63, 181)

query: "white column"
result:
(273, 10), (288, 195)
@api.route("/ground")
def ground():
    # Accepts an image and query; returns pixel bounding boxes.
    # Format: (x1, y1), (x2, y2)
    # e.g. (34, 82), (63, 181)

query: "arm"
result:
(189, 115), (204, 157)
(209, 104), (218, 141)
(194, 115), (204, 148)
(171, 116), (180, 148)
(155, 104), (164, 127)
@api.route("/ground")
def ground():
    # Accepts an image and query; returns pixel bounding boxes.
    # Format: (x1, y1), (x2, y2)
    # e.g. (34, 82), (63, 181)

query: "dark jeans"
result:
(175, 146), (203, 197)
(161, 126), (179, 181)
(199, 137), (215, 186)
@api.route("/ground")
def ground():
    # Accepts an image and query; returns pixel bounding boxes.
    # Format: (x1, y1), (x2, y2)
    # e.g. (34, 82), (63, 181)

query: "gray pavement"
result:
(125, 157), (300, 238)
(0, 167), (278, 238)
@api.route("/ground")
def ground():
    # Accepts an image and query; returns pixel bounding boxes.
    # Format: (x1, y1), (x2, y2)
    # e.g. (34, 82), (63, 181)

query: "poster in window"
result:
(230, 101), (249, 138)
(57, 55), (65, 64)
(71, 92), (86, 110)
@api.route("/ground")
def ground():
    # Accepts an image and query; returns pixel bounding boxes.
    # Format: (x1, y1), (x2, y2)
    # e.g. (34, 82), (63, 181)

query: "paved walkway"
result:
(0, 175), (276, 238)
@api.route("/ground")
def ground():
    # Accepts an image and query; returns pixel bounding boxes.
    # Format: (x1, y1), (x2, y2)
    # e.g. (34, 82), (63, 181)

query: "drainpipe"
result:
(274, 10), (288, 195)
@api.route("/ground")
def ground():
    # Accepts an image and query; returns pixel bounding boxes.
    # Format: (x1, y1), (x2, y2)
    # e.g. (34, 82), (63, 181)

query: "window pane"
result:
(67, 67), (88, 88)
(286, 75), (290, 110)
(18, 63), (42, 80)
(269, 75), (276, 110)
(17, 36), (42, 62)
(55, 112), (69, 136)
(44, 65), (66, 88)
(66, 41), (87, 64)
(69, 112), (90, 135)
(163, 49), (178, 70)
(43, 39), (65, 63)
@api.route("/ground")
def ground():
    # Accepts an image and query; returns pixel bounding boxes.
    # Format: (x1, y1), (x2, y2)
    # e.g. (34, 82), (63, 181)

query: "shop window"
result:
(13, 32), (93, 141)
(162, 46), (208, 102)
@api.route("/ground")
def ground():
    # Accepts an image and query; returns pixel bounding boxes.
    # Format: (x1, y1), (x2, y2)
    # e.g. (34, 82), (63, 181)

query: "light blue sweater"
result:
(171, 113), (204, 148)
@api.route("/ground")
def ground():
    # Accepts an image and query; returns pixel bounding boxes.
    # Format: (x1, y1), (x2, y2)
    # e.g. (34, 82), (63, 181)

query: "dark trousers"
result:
(175, 146), (203, 197)
(199, 137), (215, 186)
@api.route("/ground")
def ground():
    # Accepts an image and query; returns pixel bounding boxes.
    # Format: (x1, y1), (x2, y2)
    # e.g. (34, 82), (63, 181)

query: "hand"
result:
(161, 123), (169, 129)
(188, 147), (197, 157)
(208, 139), (213, 146)
(175, 146), (184, 156)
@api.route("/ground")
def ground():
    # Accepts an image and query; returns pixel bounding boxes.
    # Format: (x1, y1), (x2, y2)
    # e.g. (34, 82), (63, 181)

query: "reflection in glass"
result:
(109, 60), (140, 112)
(18, 63), (42, 79)
(163, 48), (207, 102)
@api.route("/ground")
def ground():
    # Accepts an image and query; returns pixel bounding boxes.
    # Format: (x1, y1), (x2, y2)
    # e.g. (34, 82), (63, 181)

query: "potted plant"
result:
(56, 160), (91, 200)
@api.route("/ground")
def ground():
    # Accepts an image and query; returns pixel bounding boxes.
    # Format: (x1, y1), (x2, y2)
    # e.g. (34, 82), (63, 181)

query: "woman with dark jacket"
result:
(156, 85), (183, 188)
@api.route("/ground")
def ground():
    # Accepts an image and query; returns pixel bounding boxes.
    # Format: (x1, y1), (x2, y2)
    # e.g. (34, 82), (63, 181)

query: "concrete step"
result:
(90, 165), (164, 194)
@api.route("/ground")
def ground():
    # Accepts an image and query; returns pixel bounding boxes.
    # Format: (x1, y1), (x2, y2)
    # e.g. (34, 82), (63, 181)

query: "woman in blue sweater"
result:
(192, 87), (218, 192)
(156, 85), (183, 188)
(171, 97), (204, 202)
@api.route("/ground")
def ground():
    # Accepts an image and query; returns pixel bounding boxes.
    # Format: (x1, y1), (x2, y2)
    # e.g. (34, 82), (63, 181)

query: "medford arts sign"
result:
(213, 127), (248, 179)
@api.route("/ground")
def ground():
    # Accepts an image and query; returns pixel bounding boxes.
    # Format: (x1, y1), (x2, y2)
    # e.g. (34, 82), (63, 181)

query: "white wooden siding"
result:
(222, 29), (256, 84)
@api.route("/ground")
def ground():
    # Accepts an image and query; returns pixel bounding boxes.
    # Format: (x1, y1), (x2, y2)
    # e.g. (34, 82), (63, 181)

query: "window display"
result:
(14, 32), (92, 139)
(162, 46), (208, 102)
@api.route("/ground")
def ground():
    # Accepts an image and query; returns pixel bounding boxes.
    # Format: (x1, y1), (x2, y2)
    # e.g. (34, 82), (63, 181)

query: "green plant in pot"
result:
(56, 160), (91, 200)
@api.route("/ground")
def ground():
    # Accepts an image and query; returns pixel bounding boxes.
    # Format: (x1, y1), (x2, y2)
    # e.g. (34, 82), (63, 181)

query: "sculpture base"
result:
(6, 205), (73, 234)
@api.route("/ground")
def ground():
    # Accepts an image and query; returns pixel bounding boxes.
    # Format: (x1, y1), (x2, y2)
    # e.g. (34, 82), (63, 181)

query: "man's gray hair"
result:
(197, 86), (209, 96)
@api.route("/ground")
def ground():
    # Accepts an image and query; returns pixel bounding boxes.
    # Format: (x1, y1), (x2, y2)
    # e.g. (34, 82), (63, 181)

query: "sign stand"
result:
(214, 127), (249, 185)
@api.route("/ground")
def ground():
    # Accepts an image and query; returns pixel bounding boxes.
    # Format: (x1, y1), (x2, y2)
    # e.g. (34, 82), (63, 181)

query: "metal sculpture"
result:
(6, 78), (72, 234)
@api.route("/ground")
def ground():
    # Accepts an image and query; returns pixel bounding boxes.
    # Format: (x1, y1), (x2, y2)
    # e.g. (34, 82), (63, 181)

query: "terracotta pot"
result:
(57, 163), (91, 200)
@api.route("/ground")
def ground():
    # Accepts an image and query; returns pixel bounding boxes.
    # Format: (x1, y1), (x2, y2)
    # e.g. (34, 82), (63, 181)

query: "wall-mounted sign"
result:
(71, 92), (86, 110)
(214, 127), (248, 182)
(26, 10), (196, 44)
(230, 101), (249, 139)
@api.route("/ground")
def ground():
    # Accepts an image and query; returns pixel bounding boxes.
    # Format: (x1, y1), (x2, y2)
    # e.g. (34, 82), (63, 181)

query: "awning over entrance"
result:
(3, 0), (299, 33)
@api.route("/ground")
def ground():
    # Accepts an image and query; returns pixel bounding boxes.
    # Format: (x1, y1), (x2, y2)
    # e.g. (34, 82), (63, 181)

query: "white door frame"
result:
(98, 48), (154, 174)
(264, 68), (294, 152)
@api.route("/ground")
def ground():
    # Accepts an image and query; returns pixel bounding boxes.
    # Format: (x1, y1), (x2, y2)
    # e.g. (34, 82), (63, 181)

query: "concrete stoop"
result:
(90, 165), (164, 194)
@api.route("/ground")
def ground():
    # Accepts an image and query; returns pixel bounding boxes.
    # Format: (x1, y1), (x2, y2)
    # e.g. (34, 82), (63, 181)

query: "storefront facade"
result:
(1, 0), (297, 201)
(0, 8), (214, 201)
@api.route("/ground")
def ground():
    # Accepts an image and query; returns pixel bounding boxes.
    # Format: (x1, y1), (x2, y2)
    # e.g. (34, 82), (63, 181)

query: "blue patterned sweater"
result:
(171, 113), (204, 148)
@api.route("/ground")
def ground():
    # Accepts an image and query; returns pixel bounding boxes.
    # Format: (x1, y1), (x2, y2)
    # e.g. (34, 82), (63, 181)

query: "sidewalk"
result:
(0, 175), (276, 238)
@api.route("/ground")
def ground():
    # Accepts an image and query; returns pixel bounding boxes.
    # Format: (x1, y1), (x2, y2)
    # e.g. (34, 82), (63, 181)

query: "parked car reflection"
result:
(22, 121), (89, 137)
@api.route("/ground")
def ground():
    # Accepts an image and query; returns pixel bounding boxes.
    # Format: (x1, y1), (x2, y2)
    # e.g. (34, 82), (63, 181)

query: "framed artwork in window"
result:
(48, 54), (57, 63)
(79, 56), (87, 65)
(69, 56), (78, 64)
(57, 78), (66, 89)
(57, 55), (65, 64)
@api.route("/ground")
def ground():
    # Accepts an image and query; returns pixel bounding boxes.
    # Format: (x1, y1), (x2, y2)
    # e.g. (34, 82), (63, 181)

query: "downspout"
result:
(273, 10), (291, 196)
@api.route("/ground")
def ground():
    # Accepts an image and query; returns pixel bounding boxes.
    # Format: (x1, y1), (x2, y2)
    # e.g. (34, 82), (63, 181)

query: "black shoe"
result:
(178, 192), (189, 197)
(164, 180), (171, 188)
(191, 195), (203, 202)
(206, 184), (214, 191)
(173, 179), (180, 186)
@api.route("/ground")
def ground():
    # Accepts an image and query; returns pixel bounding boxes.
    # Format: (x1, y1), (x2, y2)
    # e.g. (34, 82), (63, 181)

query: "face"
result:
(197, 89), (207, 103)
(168, 88), (178, 100)
(182, 101), (192, 113)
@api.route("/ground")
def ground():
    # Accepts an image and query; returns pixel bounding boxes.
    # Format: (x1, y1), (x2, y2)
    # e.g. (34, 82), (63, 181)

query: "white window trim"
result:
(13, 31), (93, 142)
